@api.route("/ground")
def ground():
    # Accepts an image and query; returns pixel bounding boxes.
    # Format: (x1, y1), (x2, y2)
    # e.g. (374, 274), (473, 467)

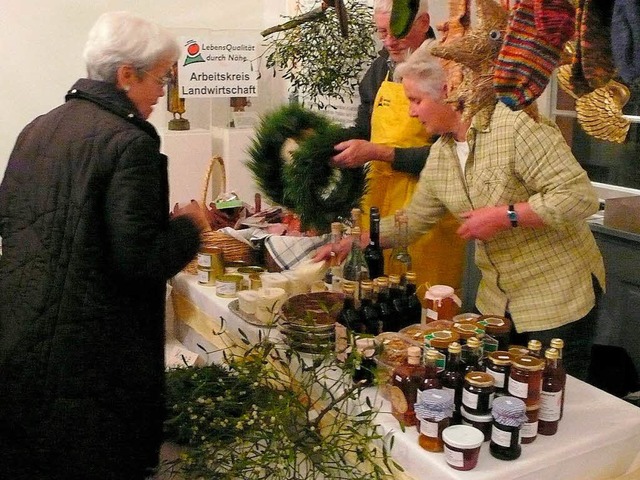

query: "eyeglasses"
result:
(143, 70), (172, 87)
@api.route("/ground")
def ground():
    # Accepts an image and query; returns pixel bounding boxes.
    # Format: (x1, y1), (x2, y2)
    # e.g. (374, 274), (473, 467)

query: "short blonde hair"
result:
(394, 39), (446, 99)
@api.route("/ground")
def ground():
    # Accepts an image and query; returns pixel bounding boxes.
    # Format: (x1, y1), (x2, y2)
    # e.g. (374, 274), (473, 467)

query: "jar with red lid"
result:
(508, 355), (544, 408)
(476, 315), (512, 352)
(486, 351), (512, 396)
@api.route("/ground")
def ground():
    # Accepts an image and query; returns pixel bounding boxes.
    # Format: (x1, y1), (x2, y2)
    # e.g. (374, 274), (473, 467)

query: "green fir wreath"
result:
(247, 104), (367, 232)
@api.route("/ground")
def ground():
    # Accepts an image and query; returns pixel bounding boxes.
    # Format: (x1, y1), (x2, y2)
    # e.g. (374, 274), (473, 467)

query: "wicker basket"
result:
(184, 156), (256, 274)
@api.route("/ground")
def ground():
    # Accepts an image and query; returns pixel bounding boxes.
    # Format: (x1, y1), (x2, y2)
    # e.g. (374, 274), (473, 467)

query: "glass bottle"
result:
(461, 336), (483, 376)
(388, 274), (407, 330)
(391, 346), (427, 427)
(351, 207), (362, 230)
(420, 348), (443, 394)
(440, 342), (464, 422)
(375, 276), (394, 332)
(352, 337), (376, 387)
(538, 347), (566, 436)
(323, 221), (343, 291)
(550, 338), (566, 419)
(527, 339), (542, 358)
(358, 280), (381, 335)
(364, 206), (384, 279)
(335, 282), (358, 361)
(342, 226), (369, 299)
(404, 271), (422, 326)
(389, 212), (412, 280)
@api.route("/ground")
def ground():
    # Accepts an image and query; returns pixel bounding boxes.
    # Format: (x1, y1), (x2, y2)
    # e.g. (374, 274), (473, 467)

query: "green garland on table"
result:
(246, 104), (367, 233)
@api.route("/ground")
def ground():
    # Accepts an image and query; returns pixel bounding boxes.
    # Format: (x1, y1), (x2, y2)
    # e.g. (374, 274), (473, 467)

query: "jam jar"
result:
(462, 372), (495, 415)
(508, 355), (544, 408)
(490, 396), (527, 461)
(486, 351), (512, 396)
(476, 315), (512, 352)
(415, 389), (455, 452)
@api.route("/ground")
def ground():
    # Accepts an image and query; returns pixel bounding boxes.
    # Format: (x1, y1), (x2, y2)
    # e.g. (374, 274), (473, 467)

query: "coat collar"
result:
(65, 78), (159, 141)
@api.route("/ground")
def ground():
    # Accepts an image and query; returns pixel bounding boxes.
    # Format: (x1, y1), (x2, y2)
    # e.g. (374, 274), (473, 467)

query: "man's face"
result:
(374, 11), (431, 63)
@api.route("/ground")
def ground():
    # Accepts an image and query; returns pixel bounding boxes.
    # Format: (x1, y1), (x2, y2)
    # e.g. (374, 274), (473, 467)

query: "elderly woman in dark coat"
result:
(0, 11), (205, 479)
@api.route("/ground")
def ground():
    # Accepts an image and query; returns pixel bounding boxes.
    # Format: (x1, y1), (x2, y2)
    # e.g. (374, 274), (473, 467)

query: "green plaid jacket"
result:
(380, 103), (605, 333)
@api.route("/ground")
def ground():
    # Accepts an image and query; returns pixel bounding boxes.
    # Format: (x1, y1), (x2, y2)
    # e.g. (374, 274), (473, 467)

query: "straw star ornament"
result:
(431, 0), (509, 125)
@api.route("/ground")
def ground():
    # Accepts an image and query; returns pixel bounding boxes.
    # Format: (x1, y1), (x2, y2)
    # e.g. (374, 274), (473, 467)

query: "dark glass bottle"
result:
(461, 336), (483, 376)
(527, 339), (542, 358)
(391, 346), (426, 427)
(359, 280), (381, 335)
(375, 276), (395, 332)
(440, 342), (464, 422)
(335, 282), (358, 361)
(538, 347), (566, 436)
(388, 274), (407, 330)
(420, 348), (442, 392)
(404, 271), (422, 326)
(352, 337), (376, 387)
(364, 206), (384, 280)
(550, 338), (566, 420)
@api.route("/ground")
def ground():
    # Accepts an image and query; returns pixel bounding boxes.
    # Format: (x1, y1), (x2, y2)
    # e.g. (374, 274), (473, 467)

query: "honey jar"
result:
(423, 285), (461, 321)
(508, 355), (544, 408)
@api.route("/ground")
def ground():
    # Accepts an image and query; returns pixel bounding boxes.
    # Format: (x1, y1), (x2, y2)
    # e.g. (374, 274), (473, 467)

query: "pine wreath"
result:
(247, 104), (367, 232)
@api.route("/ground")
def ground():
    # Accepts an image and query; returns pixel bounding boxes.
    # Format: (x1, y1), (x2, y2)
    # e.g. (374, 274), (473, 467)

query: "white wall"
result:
(0, 0), (288, 179)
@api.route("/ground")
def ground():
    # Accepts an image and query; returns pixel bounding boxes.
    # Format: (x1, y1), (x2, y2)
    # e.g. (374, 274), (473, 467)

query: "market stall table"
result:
(169, 272), (640, 480)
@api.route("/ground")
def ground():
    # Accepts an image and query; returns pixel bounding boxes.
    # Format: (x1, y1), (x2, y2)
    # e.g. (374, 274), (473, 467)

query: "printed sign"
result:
(178, 32), (258, 98)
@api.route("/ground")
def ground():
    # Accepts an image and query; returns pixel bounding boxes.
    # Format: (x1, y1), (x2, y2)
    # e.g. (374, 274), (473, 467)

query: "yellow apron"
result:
(362, 77), (465, 291)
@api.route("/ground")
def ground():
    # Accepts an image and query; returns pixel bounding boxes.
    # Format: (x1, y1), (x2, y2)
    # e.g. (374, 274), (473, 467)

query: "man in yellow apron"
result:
(332, 0), (465, 290)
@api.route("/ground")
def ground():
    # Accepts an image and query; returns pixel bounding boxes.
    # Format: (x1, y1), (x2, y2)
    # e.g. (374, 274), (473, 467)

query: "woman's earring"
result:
(123, 85), (130, 92)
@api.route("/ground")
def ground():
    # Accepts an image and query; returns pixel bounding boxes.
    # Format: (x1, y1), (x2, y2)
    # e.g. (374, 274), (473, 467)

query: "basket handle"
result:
(200, 155), (227, 208)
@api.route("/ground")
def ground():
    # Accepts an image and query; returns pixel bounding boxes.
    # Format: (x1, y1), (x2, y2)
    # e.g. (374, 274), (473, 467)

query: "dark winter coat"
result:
(0, 78), (201, 479)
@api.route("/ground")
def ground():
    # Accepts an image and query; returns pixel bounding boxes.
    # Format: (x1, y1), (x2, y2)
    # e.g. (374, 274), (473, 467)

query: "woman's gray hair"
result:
(394, 39), (446, 99)
(83, 11), (180, 83)
(374, 0), (429, 16)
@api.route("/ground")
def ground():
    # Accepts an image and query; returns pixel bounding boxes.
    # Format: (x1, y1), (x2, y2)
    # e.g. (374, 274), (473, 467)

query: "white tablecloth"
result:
(170, 272), (640, 480)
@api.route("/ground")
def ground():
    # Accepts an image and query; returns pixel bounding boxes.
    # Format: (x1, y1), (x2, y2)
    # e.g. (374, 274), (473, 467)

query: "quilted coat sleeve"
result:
(103, 132), (200, 280)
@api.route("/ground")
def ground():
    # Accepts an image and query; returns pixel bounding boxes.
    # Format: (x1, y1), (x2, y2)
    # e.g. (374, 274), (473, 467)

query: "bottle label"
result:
(419, 418), (439, 438)
(487, 369), (506, 388)
(462, 389), (479, 409)
(491, 425), (515, 447)
(521, 421), (538, 438)
(508, 377), (528, 399)
(539, 390), (562, 421)
(444, 445), (464, 468)
(426, 308), (438, 321)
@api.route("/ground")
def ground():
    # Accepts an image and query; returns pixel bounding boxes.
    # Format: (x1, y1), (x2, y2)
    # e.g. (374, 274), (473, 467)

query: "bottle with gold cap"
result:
(404, 271), (422, 326)
(527, 339), (542, 358)
(358, 280), (381, 335)
(440, 341), (464, 422)
(461, 336), (483, 376)
(388, 274), (407, 330)
(389, 211), (412, 280)
(550, 338), (565, 418)
(538, 347), (566, 436)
